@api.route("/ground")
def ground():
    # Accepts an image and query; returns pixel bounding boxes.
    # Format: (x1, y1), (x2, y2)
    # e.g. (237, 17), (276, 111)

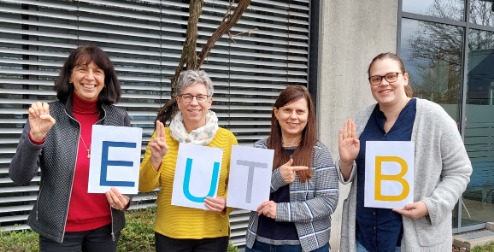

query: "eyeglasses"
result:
(178, 94), (209, 103)
(368, 72), (401, 86)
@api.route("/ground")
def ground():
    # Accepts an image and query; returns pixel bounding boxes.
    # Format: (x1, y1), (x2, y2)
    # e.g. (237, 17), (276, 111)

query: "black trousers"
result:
(39, 224), (119, 252)
(155, 232), (229, 252)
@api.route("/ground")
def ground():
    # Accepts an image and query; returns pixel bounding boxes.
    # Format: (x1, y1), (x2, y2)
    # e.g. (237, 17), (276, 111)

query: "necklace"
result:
(80, 135), (91, 158)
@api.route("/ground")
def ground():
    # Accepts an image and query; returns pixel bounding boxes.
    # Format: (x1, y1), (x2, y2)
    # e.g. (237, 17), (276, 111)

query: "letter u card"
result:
(171, 143), (223, 210)
(364, 141), (414, 209)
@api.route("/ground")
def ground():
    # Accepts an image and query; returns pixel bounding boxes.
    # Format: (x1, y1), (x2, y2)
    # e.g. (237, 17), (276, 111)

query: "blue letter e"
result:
(100, 141), (136, 187)
(183, 158), (220, 202)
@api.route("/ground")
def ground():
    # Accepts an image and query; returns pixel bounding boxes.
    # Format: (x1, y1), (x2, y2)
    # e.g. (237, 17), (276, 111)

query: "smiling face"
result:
(176, 82), (212, 132)
(274, 97), (309, 141)
(70, 62), (105, 101)
(368, 58), (409, 108)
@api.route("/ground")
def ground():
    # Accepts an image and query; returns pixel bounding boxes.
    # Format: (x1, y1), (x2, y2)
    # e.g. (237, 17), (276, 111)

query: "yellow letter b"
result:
(375, 156), (409, 201)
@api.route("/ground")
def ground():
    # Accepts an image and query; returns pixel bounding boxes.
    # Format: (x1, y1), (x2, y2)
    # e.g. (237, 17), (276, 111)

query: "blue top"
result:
(356, 98), (416, 252)
(257, 148), (299, 241)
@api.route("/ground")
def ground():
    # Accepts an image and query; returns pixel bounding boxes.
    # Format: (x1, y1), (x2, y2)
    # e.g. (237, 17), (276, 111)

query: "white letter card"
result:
(364, 141), (414, 209)
(171, 143), (224, 210)
(227, 145), (274, 211)
(88, 125), (143, 194)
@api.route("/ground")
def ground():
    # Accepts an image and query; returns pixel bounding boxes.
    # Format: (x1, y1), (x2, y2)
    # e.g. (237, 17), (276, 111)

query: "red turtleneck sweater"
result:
(64, 93), (111, 232)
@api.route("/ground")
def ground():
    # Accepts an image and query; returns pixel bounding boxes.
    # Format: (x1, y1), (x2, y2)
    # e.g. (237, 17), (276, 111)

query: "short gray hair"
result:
(176, 70), (214, 97)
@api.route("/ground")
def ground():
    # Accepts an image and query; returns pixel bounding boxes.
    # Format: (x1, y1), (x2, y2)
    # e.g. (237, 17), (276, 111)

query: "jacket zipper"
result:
(59, 110), (80, 243)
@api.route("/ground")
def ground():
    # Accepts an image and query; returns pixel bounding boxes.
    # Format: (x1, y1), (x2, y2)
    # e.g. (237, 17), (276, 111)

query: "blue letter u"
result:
(183, 158), (220, 202)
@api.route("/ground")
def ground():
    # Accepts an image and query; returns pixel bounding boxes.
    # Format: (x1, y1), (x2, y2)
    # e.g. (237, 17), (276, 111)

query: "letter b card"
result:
(364, 141), (414, 209)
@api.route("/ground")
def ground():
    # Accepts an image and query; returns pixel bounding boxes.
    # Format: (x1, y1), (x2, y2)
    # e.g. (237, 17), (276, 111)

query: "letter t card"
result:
(364, 141), (414, 209)
(227, 145), (274, 211)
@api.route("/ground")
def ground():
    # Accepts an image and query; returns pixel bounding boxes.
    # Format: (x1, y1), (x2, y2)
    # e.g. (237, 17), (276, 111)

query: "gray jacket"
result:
(338, 98), (472, 252)
(246, 138), (339, 252)
(9, 96), (131, 243)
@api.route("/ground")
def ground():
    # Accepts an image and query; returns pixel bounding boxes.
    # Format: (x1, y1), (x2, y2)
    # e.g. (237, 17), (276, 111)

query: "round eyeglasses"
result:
(178, 94), (209, 103)
(368, 72), (401, 86)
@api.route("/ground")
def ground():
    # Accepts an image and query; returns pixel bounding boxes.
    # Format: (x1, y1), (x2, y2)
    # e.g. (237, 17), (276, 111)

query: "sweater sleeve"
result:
(9, 120), (42, 185)
(276, 143), (340, 223)
(139, 130), (161, 192)
(418, 102), (472, 225)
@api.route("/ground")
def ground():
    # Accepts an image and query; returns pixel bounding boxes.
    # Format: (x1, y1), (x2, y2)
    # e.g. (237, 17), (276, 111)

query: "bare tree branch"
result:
(197, 0), (251, 67)
(172, 0), (204, 93)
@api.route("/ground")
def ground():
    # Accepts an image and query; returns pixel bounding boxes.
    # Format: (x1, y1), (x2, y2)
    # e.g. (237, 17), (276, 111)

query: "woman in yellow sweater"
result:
(139, 70), (238, 252)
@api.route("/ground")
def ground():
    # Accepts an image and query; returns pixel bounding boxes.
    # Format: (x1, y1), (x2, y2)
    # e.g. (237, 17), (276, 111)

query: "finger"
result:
(28, 107), (37, 118)
(155, 120), (162, 138)
(204, 198), (220, 211)
(345, 119), (352, 139)
(41, 102), (50, 115)
(338, 129), (343, 142)
(107, 189), (121, 207)
(256, 201), (270, 212)
(290, 166), (309, 172)
(349, 119), (357, 139)
(31, 102), (41, 116)
(105, 191), (114, 206)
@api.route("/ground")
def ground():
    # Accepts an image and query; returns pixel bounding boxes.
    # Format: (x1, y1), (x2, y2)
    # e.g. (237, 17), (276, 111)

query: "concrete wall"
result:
(317, 1), (399, 251)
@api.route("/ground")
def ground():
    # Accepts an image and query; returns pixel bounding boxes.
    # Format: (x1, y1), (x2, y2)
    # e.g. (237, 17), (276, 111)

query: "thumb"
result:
(284, 159), (294, 166)
(40, 114), (56, 124)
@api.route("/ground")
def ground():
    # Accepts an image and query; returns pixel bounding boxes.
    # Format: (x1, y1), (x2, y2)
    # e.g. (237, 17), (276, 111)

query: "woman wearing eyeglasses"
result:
(139, 70), (238, 252)
(338, 52), (472, 252)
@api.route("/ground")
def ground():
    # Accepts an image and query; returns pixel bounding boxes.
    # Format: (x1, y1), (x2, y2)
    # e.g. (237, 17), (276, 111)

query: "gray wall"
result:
(317, 1), (399, 250)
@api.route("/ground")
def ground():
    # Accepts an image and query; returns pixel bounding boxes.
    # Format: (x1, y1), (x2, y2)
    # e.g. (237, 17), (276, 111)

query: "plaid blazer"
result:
(245, 138), (339, 252)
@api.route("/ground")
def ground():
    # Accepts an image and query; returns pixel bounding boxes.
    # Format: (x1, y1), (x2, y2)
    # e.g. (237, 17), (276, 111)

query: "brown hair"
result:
(368, 52), (413, 97)
(267, 85), (317, 182)
(54, 45), (121, 104)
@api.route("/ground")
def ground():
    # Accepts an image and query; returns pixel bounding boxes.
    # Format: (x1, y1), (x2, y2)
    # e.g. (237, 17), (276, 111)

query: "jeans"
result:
(356, 241), (401, 252)
(155, 232), (229, 252)
(245, 240), (330, 252)
(39, 224), (118, 252)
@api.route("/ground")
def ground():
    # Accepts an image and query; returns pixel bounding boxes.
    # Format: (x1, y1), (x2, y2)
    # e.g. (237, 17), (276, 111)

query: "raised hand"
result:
(150, 120), (169, 171)
(204, 196), (226, 213)
(28, 102), (56, 142)
(279, 159), (308, 184)
(338, 119), (360, 165)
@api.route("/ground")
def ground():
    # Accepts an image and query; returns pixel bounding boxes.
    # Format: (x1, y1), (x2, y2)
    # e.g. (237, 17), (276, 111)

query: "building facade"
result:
(320, 0), (494, 250)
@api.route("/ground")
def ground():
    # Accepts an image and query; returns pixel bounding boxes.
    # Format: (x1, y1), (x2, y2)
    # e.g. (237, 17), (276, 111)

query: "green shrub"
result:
(0, 228), (39, 251)
(0, 207), (239, 252)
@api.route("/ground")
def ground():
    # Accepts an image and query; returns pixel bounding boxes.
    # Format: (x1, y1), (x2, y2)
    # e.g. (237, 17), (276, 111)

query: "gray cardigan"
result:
(246, 138), (339, 252)
(9, 97), (131, 243)
(338, 98), (472, 252)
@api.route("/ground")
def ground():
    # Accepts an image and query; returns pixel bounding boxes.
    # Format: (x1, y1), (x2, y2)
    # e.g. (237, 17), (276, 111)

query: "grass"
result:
(0, 207), (238, 252)
(471, 241), (494, 252)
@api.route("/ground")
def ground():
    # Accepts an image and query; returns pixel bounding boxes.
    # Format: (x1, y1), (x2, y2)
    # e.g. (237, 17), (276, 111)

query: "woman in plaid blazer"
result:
(245, 85), (339, 252)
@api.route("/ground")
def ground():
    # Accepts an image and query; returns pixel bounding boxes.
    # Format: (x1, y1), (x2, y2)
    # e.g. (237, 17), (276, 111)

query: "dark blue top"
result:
(356, 98), (416, 252)
(257, 148), (299, 241)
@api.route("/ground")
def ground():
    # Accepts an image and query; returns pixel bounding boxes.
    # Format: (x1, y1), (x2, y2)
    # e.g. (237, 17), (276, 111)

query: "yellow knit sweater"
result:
(139, 127), (237, 239)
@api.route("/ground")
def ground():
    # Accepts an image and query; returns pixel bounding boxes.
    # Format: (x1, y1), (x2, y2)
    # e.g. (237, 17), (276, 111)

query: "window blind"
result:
(0, 0), (311, 246)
